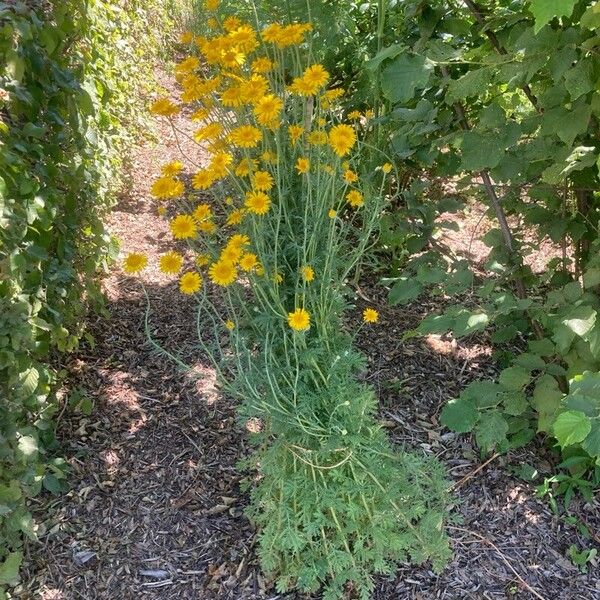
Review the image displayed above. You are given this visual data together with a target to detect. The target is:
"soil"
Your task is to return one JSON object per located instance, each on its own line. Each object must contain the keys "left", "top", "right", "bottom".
{"left": 21, "top": 67, "right": 600, "bottom": 600}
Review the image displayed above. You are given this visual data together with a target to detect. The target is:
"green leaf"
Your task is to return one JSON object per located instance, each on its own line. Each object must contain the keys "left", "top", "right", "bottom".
{"left": 499, "top": 366, "right": 531, "bottom": 390}
{"left": 365, "top": 44, "right": 404, "bottom": 72}
{"left": 529, "top": 0, "right": 577, "bottom": 33}
{"left": 0, "top": 552, "right": 22, "bottom": 586}
{"left": 381, "top": 54, "right": 434, "bottom": 103}
{"left": 532, "top": 375, "right": 564, "bottom": 432}
{"left": 440, "top": 398, "right": 478, "bottom": 433}
{"left": 564, "top": 59, "right": 595, "bottom": 101}
{"left": 452, "top": 310, "right": 488, "bottom": 337}
{"left": 562, "top": 305, "right": 596, "bottom": 337}
{"left": 553, "top": 410, "right": 592, "bottom": 447}
{"left": 445, "top": 67, "right": 493, "bottom": 104}
{"left": 460, "top": 131, "right": 503, "bottom": 171}
{"left": 475, "top": 412, "right": 509, "bottom": 452}
{"left": 583, "top": 269, "right": 600, "bottom": 289}
{"left": 388, "top": 278, "right": 423, "bottom": 305}
{"left": 582, "top": 421, "right": 600, "bottom": 456}
{"left": 502, "top": 391, "right": 529, "bottom": 416}
{"left": 17, "top": 367, "right": 39, "bottom": 398}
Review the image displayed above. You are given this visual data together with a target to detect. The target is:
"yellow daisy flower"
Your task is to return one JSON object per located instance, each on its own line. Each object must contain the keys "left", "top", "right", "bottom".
{"left": 245, "top": 190, "right": 271, "bottom": 215}
{"left": 252, "top": 170, "right": 274, "bottom": 191}
{"left": 179, "top": 271, "right": 202, "bottom": 294}
{"left": 170, "top": 214, "right": 197, "bottom": 239}
{"left": 295, "top": 157, "right": 310, "bottom": 174}
{"left": 123, "top": 253, "right": 147, "bottom": 274}
{"left": 209, "top": 260, "right": 237, "bottom": 286}
{"left": 159, "top": 251, "right": 184, "bottom": 275}
{"left": 329, "top": 124, "right": 357, "bottom": 157}
{"left": 363, "top": 308, "right": 379, "bottom": 323}
{"left": 301, "top": 266, "right": 314, "bottom": 282}
{"left": 287, "top": 308, "right": 310, "bottom": 331}
{"left": 346, "top": 190, "right": 364, "bottom": 208}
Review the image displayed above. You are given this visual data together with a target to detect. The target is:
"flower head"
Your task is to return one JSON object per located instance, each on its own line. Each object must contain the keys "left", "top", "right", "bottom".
{"left": 252, "top": 170, "right": 274, "bottom": 191}
{"left": 225, "top": 319, "right": 235, "bottom": 330}
{"left": 150, "top": 98, "right": 179, "bottom": 117}
{"left": 123, "top": 253, "right": 147, "bottom": 274}
{"left": 161, "top": 161, "right": 184, "bottom": 176}
{"left": 245, "top": 190, "right": 271, "bottom": 215}
{"left": 170, "top": 214, "right": 197, "bottom": 239}
{"left": 295, "top": 157, "right": 310, "bottom": 174}
{"left": 229, "top": 124, "right": 262, "bottom": 148}
{"left": 209, "top": 260, "right": 237, "bottom": 286}
{"left": 288, "top": 308, "right": 310, "bottom": 331}
{"left": 346, "top": 190, "right": 364, "bottom": 208}
{"left": 382, "top": 162, "right": 393, "bottom": 174}
{"left": 239, "top": 252, "right": 259, "bottom": 272}
{"left": 329, "top": 124, "right": 357, "bottom": 157}
{"left": 363, "top": 308, "right": 379, "bottom": 323}
{"left": 159, "top": 251, "right": 184, "bottom": 275}
{"left": 328, "top": 208, "right": 337, "bottom": 218}
{"left": 179, "top": 271, "right": 202, "bottom": 294}
{"left": 301, "top": 266, "right": 314, "bottom": 282}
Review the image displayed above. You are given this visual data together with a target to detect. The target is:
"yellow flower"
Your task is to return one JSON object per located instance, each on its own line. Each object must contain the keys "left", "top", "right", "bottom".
{"left": 288, "top": 308, "right": 310, "bottom": 331}
{"left": 180, "top": 31, "right": 194, "bottom": 44}
{"left": 204, "top": 0, "right": 219, "bottom": 10}
{"left": 254, "top": 94, "right": 283, "bottom": 126}
{"left": 179, "top": 271, "right": 202, "bottom": 294}
{"left": 196, "top": 253, "right": 210, "bottom": 267}
{"left": 207, "top": 17, "right": 218, "bottom": 30}
{"left": 276, "top": 23, "right": 312, "bottom": 47}
{"left": 221, "top": 84, "right": 245, "bottom": 107}
{"left": 225, "top": 196, "right": 234, "bottom": 206}
{"left": 209, "top": 260, "right": 237, "bottom": 286}
{"left": 328, "top": 208, "right": 337, "bottom": 218}
{"left": 151, "top": 176, "right": 184, "bottom": 199}
{"left": 382, "top": 162, "right": 393, "bottom": 174}
{"left": 223, "top": 16, "right": 242, "bottom": 32}
{"left": 346, "top": 190, "right": 364, "bottom": 208}
{"left": 261, "top": 23, "right": 284, "bottom": 43}
{"left": 295, "top": 157, "right": 310, "bottom": 174}
{"left": 227, "top": 233, "right": 249, "bottom": 249}
{"left": 245, "top": 190, "right": 271, "bottom": 215}
{"left": 239, "top": 252, "right": 259, "bottom": 272}
{"left": 348, "top": 110, "right": 362, "bottom": 120}
{"left": 365, "top": 109, "right": 375, "bottom": 119}
{"left": 251, "top": 56, "right": 274, "bottom": 73}
{"left": 343, "top": 169, "right": 358, "bottom": 184}
{"left": 194, "top": 122, "right": 223, "bottom": 142}
{"left": 150, "top": 98, "right": 179, "bottom": 117}
{"left": 157, "top": 205, "right": 167, "bottom": 216}
{"left": 170, "top": 214, "right": 197, "bottom": 239}
{"left": 161, "top": 161, "right": 183, "bottom": 176}
{"left": 329, "top": 124, "right": 357, "bottom": 157}
{"left": 175, "top": 56, "right": 200, "bottom": 76}
{"left": 323, "top": 164, "right": 334, "bottom": 174}
{"left": 303, "top": 64, "right": 329, "bottom": 90}
{"left": 159, "top": 251, "right": 184, "bottom": 275}
{"left": 193, "top": 203, "right": 213, "bottom": 222}
{"left": 226, "top": 208, "right": 246, "bottom": 226}
{"left": 225, "top": 319, "right": 235, "bottom": 330}
{"left": 252, "top": 170, "right": 274, "bottom": 191}
{"left": 229, "top": 124, "right": 262, "bottom": 148}
{"left": 229, "top": 25, "right": 258, "bottom": 53}
{"left": 307, "top": 130, "right": 327, "bottom": 145}
{"left": 123, "top": 253, "right": 147, "bottom": 274}
{"left": 288, "top": 124, "right": 304, "bottom": 144}
{"left": 192, "top": 169, "right": 215, "bottom": 190}
{"left": 261, "top": 150, "right": 276, "bottom": 164}
{"left": 301, "top": 266, "right": 314, "bottom": 282}
{"left": 235, "top": 158, "right": 257, "bottom": 177}
{"left": 199, "top": 220, "right": 217, "bottom": 234}
{"left": 363, "top": 308, "right": 379, "bottom": 323}
{"left": 273, "top": 272, "right": 283, "bottom": 284}
{"left": 321, "top": 87, "right": 344, "bottom": 108}
{"left": 221, "top": 245, "right": 243, "bottom": 264}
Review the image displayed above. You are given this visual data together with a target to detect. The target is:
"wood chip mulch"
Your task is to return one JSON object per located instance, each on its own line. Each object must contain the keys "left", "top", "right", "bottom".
{"left": 21, "top": 68, "right": 599, "bottom": 600}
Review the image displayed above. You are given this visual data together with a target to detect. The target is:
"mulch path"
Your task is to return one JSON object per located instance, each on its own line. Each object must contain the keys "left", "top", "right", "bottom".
{"left": 21, "top": 67, "right": 600, "bottom": 600}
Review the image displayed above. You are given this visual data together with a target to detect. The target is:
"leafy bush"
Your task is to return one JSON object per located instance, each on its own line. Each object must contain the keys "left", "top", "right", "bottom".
{"left": 0, "top": 0, "right": 187, "bottom": 591}
{"left": 135, "top": 5, "right": 450, "bottom": 598}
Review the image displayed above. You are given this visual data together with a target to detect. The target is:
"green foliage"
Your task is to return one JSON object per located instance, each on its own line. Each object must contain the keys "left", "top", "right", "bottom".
{"left": 0, "top": 0, "right": 186, "bottom": 590}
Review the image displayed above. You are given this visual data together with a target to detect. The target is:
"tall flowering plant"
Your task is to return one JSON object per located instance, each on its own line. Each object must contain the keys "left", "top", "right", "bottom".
{"left": 125, "top": 4, "right": 450, "bottom": 598}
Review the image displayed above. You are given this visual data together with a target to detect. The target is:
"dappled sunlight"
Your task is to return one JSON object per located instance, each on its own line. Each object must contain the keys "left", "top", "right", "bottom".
{"left": 423, "top": 334, "right": 492, "bottom": 361}
{"left": 187, "top": 362, "right": 219, "bottom": 405}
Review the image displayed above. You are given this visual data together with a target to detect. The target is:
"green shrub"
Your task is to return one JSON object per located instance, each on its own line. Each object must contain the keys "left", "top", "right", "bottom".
{"left": 0, "top": 0, "right": 187, "bottom": 591}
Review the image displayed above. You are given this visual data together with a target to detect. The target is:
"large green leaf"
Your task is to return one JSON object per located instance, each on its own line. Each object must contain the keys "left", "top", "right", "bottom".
{"left": 475, "top": 412, "right": 509, "bottom": 452}
{"left": 553, "top": 410, "right": 592, "bottom": 447}
{"left": 440, "top": 398, "right": 478, "bottom": 433}
{"left": 381, "top": 54, "right": 434, "bottom": 103}
{"left": 529, "top": 0, "right": 577, "bottom": 33}
{"left": 0, "top": 551, "right": 22, "bottom": 586}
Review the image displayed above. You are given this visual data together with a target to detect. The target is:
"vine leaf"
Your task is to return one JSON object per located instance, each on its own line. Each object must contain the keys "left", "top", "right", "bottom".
{"left": 475, "top": 412, "right": 509, "bottom": 452}
{"left": 529, "top": 0, "right": 577, "bottom": 33}
{"left": 553, "top": 410, "right": 592, "bottom": 447}
{"left": 381, "top": 54, "right": 433, "bottom": 103}
{"left": 0, "top": 551, "right": 22, "bottom": 586}
{"left": 441, "top": 398, "right": 478, "bottom": 433}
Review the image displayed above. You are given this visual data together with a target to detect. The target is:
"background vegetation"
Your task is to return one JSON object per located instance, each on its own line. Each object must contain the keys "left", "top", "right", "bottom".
{"left": 0, "top": 0, "right": 189, "bottom": 589}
